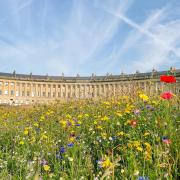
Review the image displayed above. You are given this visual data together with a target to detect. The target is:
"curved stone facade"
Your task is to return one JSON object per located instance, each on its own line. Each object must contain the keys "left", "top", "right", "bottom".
{"left": 0, "top": 69, "right": 179, "bottom": 105}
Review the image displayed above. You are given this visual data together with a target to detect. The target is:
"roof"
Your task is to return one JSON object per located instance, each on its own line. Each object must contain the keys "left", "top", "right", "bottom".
{"left": 0, "top": 69, "right": 179, "bottom": 82}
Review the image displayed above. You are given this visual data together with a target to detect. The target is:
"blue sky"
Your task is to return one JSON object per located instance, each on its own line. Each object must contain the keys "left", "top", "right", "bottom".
{"left": 0, "top": 0, "right": 180, "bottom": 76}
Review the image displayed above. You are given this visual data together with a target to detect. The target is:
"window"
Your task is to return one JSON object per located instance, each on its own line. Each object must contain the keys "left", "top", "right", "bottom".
{"left": 11, "top": 90, "right": 14, "bottom": 95}
{"left": 53, "top": 92, "right": 56, "bottom": 97}
{"left": 48, "top": 84, "right": 51, "bottom": 88}
{"left": 32, "top": 92, "right": 35, "bottom": 97}
{"left": 0, "top": 90, "right": 2, "bottom": 95}
{"left": 5, "top": 82, "right": 9, "bottom": 86}
{"left": 53, "top": 85, "right": 56, "bottom": 88}
{"left": 48, "top": 92, "right": 51, "bottom": 97}
{"left": 22, "top": 91, "right": 25, "bottom": 96}
{"left": 58, "top": 85, "right": 60, "bottom": 88}
{"left": 58, "top": 92, "right": 61, "bottom": 97}
{"left": 11, "top": 82, "right": 14, "bottom": 86}
{"left": 43, "top": 92, "right": 46, "bottom": 97}
{"left": 0, "top": 82, "right": 2, "bottom": 86}
{"left": 16, "top": 91, "right": 19, "bottom": 96}
{"left": 4, "top": 90, "right": 8, "bottom": 95}
{"left": 43, "top": 84, "right": 46, "bottom": 88}
{"left": 27, "top": 91, "right": 30, "bottom": 96}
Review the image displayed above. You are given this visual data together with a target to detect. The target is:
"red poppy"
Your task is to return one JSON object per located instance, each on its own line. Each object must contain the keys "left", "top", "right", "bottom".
{"left": 130, "top": 120, "right": 138, "bottom": 127}
{"left": 160, "top": 75, "right": 176, "bottom": 83}
{"left": 161, "top": 92, "right": 173, "bottom": 100}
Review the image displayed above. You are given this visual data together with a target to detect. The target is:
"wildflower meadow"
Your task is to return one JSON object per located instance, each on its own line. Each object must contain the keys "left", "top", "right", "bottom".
{"left": 0, "top": 76, "right": 179, "bottom": 180}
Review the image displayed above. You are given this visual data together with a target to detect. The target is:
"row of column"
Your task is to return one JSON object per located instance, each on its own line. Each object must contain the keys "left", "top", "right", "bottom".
{"left": 0, "top": 80, "right": 179, "bottom": 100}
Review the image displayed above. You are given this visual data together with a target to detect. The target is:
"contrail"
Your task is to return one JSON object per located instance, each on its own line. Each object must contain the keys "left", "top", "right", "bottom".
{"left": 103, "top": 7, "right": 180, "bottom": 58}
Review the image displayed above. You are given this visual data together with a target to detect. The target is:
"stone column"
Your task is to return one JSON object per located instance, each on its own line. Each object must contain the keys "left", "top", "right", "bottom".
{"left": 113, "top": 84, "right": 115, "bottom": 96}
{"left": 60, "top": 84, "right": 62, "bottom": 98}
{"left": 69, "top": 84, "right": 72, "bottom": 98}
{"left": 55, "top": 84, "right": 58, "bottom": 98}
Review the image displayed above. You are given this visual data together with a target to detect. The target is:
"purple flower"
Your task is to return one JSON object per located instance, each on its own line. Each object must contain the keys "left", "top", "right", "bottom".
{"left": 76, "top": 124, "right": 81, "bottom": 126}
{"left": 40, "top": 159, "right": 48, "bottom": 165}
{"left": 146, "top": 105, "right": 152, "bottom": 109}
{"left": 112, "top": 136, "right": 116, "bottom": 140}
{"left": 138, "top": 176, "right": 149, "bottom": 180}
{"left": 60, "top": 146, "right": 65, "bottom": 153}
{"left": 67, "top": 143, "right": 74, "bottom": 147}
{"left": 67, "top": 122, "right": 71, "bottom": 126}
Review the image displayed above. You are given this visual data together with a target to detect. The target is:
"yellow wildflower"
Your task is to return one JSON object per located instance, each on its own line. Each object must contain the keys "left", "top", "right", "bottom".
{"left": 69, "top": 137, "right": 75, "bottom": 142}
{"left": 133, "top": 141, "right": 141, "bottom": 147}
{"left": 117, "top": 131, "right": 124, "bottom": 136}
{"left": 144, "top": 151, "right": 151, "bottom": 160}
{"left": 43, "top": 165, "right": 50, "bottom": 171}
{"left": 19, "top": 140, "right": 24, "bottom": 145}
{"left": 78, "top": 114, "right": 83, "bottom": 118}
{"left": 143, "top": 132, "right": 150, "bottom": 137}
{"left": 33, "top": 123, "right": 39, "bottom": 127}
{"left": 139, "top": 93, "right": 149, "bottom": 101}
{"left": 41, "top": 134, "right": 48, "bottom": 140}
{"left": 136, "top": 146, "right": 143, "bottom": 152}
{"left": 66, "top": 114, "right": 71, "bottom": 119}
{"left": 101, "top": 132, "right": 107, "bottom": 139}
{"left": 101, "top": 116, "right": 109, "bottom": 121}
{"left": 101, "top": 157, "right": 113, "bottom": 168}
{"left": 40, "top": 116, "right": 45, "bottom": 122}
{"left": 59, "top": 120, "right": 67, "bottom": 127}
{"left": 96, "top": 125, "right": 103, "bottom": 130}
{"left": 23, "top": 129, "right": 29, "bottom": 135}
{"left": 115, "top": 111, "right": 122, "bottom": 117}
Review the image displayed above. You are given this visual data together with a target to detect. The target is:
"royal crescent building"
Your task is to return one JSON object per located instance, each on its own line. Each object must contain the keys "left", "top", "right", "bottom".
{"left": 0, "top": 69, "right": 179, "bottom": 105}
